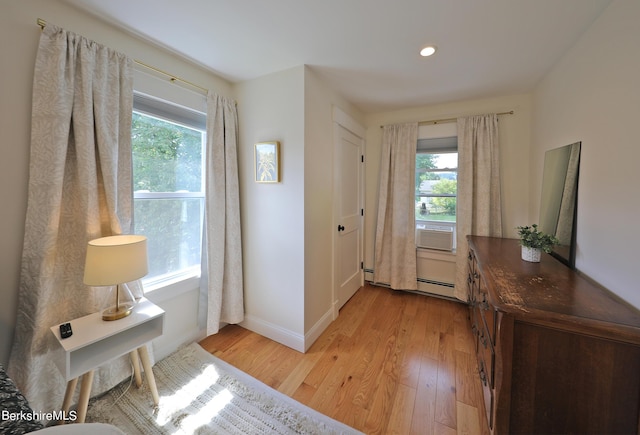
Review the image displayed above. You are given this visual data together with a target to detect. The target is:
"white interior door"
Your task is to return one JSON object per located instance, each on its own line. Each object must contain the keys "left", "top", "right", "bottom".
{"left": 334, "top": 119, "right": 364, "bottom": 311}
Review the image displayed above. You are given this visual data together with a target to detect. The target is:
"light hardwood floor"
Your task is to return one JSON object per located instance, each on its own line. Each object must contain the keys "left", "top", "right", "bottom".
{"left": 199, "top": 283, "right": 491, "bottom": 435}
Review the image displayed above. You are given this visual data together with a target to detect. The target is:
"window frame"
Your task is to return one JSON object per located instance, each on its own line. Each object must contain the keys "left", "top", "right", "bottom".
{"left": 415, "top": 137, "right": 458, "bottom": 223}
{"left": 415, "top": 136, "right": 458, "bottom": 250}
{"left": 132, "top": 92, "right": 207, "bottom": 291}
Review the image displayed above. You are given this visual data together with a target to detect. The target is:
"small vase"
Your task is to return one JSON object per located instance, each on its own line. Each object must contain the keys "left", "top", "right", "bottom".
{"left": 521, "top": 246, "right": 541, "bottom": 262}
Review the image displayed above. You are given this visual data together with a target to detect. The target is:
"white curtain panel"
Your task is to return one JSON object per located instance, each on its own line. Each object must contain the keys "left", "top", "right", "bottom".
{"left": 373, "top": 123, "right": 418, "bottom": 290}
{"left": 8, "top": 24, "right": 134, "bottom": 412}
{"left": 199, "top": 93, "right": 244, "bottom": 335}
{"left": 454, "top": 114, "right": 503, "bottom": 300}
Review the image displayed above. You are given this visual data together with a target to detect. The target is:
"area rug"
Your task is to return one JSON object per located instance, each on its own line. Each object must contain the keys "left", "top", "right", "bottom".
{"left": 86, "top": 343, "right": 362, "bottom": 434}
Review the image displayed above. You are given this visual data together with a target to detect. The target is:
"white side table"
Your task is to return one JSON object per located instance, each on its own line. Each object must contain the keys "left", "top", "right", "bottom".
{"left": 50, "top": 297, "right": 164, "bottom": 423}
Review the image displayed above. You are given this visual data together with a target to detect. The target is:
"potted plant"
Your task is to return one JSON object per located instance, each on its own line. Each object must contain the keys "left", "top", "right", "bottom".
{"left": 516, "top": 224, "right": 559, "bottom": 262}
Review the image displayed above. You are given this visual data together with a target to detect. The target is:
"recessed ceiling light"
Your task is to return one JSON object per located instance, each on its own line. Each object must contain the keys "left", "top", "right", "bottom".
{"left": 420, "top": 45, "right": 437, "bottom": 57}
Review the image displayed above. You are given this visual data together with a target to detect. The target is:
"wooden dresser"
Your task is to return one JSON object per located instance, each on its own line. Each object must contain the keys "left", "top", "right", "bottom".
{"left": 467, "top": 236, "right": 640, "bottom": 434}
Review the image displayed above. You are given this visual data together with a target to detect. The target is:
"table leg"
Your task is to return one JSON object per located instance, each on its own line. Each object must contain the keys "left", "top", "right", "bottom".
{"left": 60, "top": 378, "right": 78, "bottom": 424}
{"left": 138, "top": 346, "right": 159, "bottom": 405}
{"left": 76, "top": 370, "right": 94, "bottom": 423}
{"left": 130, "top": 350, "right": 142, "bottom": 387}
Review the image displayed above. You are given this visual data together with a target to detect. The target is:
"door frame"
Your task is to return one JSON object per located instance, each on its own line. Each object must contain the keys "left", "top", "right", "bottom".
{"left": 332, "top": 106, "right": 365, "bottom": 319}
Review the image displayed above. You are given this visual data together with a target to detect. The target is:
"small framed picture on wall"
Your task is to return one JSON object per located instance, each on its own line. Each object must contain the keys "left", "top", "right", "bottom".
{"left": 254, "top": 141, "right": 280, "bottom": 183}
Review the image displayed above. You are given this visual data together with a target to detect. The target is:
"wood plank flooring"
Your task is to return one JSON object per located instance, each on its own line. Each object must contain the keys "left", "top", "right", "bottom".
{"left": 199, "top": 283, "right": 491, "bottom": 435}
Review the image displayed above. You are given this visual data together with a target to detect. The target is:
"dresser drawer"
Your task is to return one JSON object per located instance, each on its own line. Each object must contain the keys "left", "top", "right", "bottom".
{"left": 478, "top": 324, "right": 494, "bottom": 388}
{"left": 479, "top": 291, "right": 496, "bottom": 346}
{"left": 478, "top": 357, "right": 494, "bottom": 429}
{"left": 467, "top": 250, "right": 478, "bottom": 301}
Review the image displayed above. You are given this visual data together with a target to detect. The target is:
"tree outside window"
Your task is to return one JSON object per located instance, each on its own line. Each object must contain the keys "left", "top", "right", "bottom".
{"left": 132, "top": 110, "right": 205, "bottom": 282}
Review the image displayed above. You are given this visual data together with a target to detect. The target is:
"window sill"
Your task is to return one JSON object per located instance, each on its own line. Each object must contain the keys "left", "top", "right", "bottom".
{"left": 143, "top": 269, "right": 201, "bottom": 303}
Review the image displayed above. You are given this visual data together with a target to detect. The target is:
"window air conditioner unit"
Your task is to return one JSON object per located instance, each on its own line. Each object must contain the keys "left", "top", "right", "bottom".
{"left": 416, "top": 227, "right": 454, "bottom": 251}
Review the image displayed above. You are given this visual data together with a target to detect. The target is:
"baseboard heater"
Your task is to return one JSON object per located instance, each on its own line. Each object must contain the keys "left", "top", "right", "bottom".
{"left": 364, "top": 268, "right": 458, "bottom": 302}
{"left": 417, "top": 277, "right": 454, "bottom": 288}
{"left": 365, "top": 268, "right": 453, "bottom": 288}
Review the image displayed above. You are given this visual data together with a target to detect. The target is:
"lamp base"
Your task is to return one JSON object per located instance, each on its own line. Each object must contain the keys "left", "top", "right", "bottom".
{"left": 100, "top": 283, "right": 137, "bottom": 321}
{"left": 102, "top": 303, "right": 134, "bottom": 321}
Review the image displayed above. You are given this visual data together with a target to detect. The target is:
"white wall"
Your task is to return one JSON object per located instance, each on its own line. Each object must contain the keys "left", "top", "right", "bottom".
{"left": 363, "top": 94, "right": 532, "bottom": 275}
{"left": 0, "top": 0, "right": 233, "bottom": 365}
{"left": 234, "top": 66, "right": 307, "bottom": 349}
{"left": 531, "top": 0, "right": 640, "bottom": 309}
{"left": 302, "top": 68, "right": 335, "bottom": 335}
{"left": 303, "top": 67, "right": 364, "bottom": 340}
{"left": 235, "top": 66, "right": 364, "bottom": 351}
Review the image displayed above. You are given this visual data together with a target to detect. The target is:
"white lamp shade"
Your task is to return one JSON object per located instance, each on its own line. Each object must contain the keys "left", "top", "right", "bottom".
{"left": 84, "top": 235, "right": 148, "bottom": 286}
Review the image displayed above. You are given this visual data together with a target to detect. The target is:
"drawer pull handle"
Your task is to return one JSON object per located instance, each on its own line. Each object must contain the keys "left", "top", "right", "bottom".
{"left": 479, "top": 364, "right": 488, "bottom": 386}
{"left": 480, "top": 333, "right": 489, "bottom": 348}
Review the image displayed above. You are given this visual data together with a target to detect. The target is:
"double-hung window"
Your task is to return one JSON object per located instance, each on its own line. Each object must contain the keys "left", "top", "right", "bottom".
{"left": 132, "top": 93, "right": 206, "bottom": 287}
{"left": 415, "top": 136, "right": 458, "bottom": 248}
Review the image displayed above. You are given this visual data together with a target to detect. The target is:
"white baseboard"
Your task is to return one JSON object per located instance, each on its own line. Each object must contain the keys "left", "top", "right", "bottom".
{"left": 303, "top": 307, "right": 334, "bottom": 352}
{"left": 240, "top": 306, "right": 335, "bottom": 354}
{"left": 240, "top": 314, "right": 306, "bottom": 353}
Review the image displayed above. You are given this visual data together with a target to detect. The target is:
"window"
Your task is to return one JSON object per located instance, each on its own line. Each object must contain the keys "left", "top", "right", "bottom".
{"left": 415, "top": 136, "right": 458, "bottom": 247}
{"left": 132, "top": 93, "right": 206, "bottom": 286}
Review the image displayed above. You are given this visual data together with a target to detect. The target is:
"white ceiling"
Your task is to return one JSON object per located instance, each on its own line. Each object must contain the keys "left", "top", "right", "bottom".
{"left": 62, "top": 0, "right": 611, "bottom": 113}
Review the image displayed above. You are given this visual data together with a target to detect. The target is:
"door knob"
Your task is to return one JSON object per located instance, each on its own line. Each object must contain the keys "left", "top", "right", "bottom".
{"left": 337, "top": 225, "right": 345, "bottom": 232}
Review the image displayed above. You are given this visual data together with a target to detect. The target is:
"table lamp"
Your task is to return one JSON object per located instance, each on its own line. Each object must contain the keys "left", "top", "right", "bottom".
{"left": 83, "top": 235, "right": 148, "bottom": 321}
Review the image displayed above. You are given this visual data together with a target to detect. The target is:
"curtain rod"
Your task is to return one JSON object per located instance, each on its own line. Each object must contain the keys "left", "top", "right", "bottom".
{"left": 37, "top": 18, "right": 209, "bottom": 95}
{"left": 380, "top": 110, "right": 514, "bottom": 128}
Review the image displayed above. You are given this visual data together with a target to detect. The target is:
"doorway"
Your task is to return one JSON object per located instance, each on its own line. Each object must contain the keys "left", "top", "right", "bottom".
{"left": 333, "top": 108, "right": 365, "bottom": 312}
